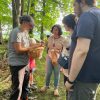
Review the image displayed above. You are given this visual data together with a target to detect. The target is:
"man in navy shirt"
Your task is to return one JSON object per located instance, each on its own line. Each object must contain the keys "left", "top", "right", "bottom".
{"left": 65, "top": 0, "right": 100, "bottom": 100}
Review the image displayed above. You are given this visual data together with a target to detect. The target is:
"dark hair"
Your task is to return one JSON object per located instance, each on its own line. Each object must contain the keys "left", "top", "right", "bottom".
{"left": 51, "top": 24, "right": 62, "bottom": 35}
{"left": 19, "top": 15, "right": 34, "bottom": 25}
{"left": 75, "top": 0, "right": 96, "bottom": 6}
{"left": 62, "top": 14, "right": 76, "bottom": 30}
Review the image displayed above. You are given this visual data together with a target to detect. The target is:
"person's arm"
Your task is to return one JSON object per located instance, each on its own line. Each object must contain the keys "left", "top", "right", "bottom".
{"left": 13, "top": 42, "right": 43, "bottom": 53}
{"left": 62, "top": 37, "right": 69, "bottom": 56}
{"left": 13, "top": 42, "right": 30, "bottom": 53}
{"left": 65, "top": 37, "right": 91, "bottom": 90}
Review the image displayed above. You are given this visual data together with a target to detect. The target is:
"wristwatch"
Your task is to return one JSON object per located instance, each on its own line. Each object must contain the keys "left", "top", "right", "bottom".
{"left": 67, "top": 78, "right": 74, "bottom": 84}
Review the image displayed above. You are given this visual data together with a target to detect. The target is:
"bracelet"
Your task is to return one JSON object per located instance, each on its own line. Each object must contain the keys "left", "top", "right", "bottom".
{"left": 67, "top": 78, "right": 74, "bottom": 84}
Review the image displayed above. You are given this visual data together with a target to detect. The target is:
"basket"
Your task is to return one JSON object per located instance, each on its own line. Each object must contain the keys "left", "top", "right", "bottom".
{"left": 29, "top": 46, "right": 44, "bottom": 59}
{"left": 49, "top": 49, "right": 60, "bottom": 66}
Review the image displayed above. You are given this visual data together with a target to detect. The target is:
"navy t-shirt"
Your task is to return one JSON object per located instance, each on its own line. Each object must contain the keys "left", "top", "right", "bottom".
{"left": 69, "top": 7, "right": 100, "bottom": 83}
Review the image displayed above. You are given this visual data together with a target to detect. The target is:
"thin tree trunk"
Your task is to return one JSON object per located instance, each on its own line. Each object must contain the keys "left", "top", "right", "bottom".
{"left": 12, "top": 0, "right": 17, "bottom": 28}
{"left": 17, "top": 0, "right": 21, "bottom": 25}
{"left": 0, "top": 21, "right": 2, "bottom": 44}
{"left": 41, "top": 23, "right": 44, "bottom": 40}
{"left": 21, "top": 0, "right": 24, "bottom": 15}
{"left": 40, "top": 0, "right": 45, "bottom": 40}
{"left": 27, "top": 0, "right": 31, "bottom": 15}
{"left": 12, "top": 0, "right": 21, "bottom": 28}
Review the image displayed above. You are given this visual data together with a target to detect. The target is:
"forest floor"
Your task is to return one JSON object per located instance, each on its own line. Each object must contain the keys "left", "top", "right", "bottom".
{"left": 0, "top": 47, "right": 66, "bottom": 100}
{"left": 0, "top": 45, "right": 100, "bottom": 100}
{"left": 0, "top": 58, "right": 66, "bottom": 100}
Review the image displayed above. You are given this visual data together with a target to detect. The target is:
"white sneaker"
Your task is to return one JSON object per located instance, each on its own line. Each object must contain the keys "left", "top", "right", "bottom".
{"left": 54, "top": 89, "right": 59, "bottom": 96}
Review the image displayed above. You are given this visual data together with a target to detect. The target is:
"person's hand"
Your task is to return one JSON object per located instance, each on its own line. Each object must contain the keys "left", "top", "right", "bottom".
{"left": 65, "top": 81, "right": 73, "bottom": 91}
{"left": 28, "top": 46, "right": 34, "bottom": 51}
{"left": 60, "top": 67, "right": 64, "bottom": 72}
{"left": 62, "top": 47, "right": 68, "bottom": 56}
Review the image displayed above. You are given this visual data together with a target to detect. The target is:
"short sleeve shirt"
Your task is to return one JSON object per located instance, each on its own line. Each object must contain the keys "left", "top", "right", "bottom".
{"left": 69, "top": 8, "right": 100, "bottom": 83}
{"left": 8, "top": 27, "right": 30, "bottom": 66}
{"left": 48, "top": 35, "right": 68, "bottom": 53}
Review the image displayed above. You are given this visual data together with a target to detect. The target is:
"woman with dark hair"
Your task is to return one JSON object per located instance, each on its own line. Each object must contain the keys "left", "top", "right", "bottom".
{"left": 40, "top": 24, "right": 67, "bottom": 96}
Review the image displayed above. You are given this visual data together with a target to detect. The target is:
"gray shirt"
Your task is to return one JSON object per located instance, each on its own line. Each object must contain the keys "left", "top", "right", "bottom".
{"left": 8, "top": 27, "right": 30, "bottom": 66}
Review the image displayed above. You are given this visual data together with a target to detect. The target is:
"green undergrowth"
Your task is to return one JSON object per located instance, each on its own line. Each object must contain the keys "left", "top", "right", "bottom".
{"left": 0, "top": 46, "right": 100, "bottom": 100}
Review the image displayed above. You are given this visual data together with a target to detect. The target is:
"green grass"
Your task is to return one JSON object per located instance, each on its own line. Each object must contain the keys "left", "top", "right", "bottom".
{"left": 0, "top": 45, "right": 7, "bottom": 54}
{"left": 33, "top": 49, "right": 66, "bottom": 100}
{"left": 0, "top": 46, "right": 100, "bottom": 100}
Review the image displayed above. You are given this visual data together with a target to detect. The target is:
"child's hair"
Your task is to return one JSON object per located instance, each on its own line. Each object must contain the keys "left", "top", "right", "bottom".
{"left": 62, "top": 14, "right": 76, "bottom": 30}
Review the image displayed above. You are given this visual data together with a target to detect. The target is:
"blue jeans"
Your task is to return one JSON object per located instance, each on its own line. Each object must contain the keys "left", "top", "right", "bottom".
{"left": 45, "top": 56, "right": 60, "bottom": 88}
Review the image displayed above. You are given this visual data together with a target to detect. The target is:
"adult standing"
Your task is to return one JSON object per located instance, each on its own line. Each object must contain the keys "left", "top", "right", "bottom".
{"left": 40, "top": 24, "right": 67, "bottom": 96}
{"left": 8, "top": 15, "right": 34, "bottom": 100}
{"left": 65, "top": 0, "right": 100, "bottom": 100}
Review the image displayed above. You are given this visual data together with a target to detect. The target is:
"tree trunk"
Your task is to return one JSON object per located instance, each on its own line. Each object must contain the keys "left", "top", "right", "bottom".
{"left": 21, "top": 0, "right": 24, "bottom": 15}
{"left": 0, "top": 21, "right": 2, "bottom": 44}
{"left": 12, "top": 0, "right": 21, "bottom": 28}
{"left": 40, "top": 23, "right": 44, "bottom": 40}
{"left": 16, "top": 0, "right": 21, "bottom": 25}
{"left": 27, "top": 0, "right": 31, "bottom": 15}
{"left": 12, "top": 0, "right": 17, "bottom": 28}
{"left": 40, "top": 0, "right": 45, "bottom": 40}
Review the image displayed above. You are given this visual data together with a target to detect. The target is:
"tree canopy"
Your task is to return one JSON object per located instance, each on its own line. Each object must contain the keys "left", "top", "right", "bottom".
{"left": 0, "top": 0, "right": 100, "bottom": 40}
{"left": 0, "top": 0, "right": 12, "bottom": 24}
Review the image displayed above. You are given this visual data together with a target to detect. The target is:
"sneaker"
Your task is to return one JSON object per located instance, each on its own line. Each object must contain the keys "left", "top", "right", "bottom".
{"left": 54, "top": 89, "right": 59, "bottom": 96}
{"left": 40, "top": 86, "right": 48, "bottom": 92}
